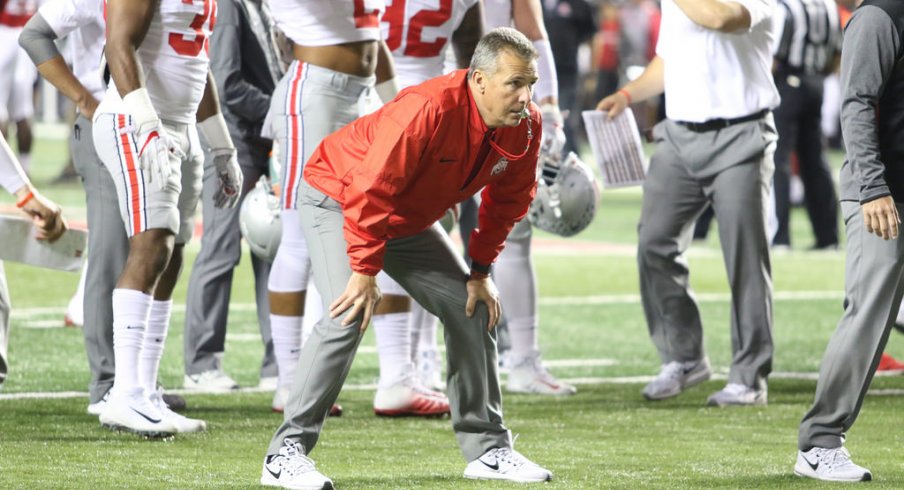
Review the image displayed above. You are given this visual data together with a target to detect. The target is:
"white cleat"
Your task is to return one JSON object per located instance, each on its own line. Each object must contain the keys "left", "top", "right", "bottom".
{"left": 794, "top": 447, "right": 872, "bottom": 482}
{"left": 99, "top": 388, "right": 177, "bottom": 437}
{"left": 261, "top": 439, "right": 333, "bottom": 489}
{"left": 87, "top": 389, "right": 111, "bottom": 416}
{"left": 183, "top": 369, "right": 239, "bottom": 393}
{"left": 464, "top": 446, "right": 552, "bottom": 483}
{"left": 373, "top": 378, "right": 450, "bottom": 417}
{"left": 149, "top": 391, "right": 206, "bottom": 433}
{"left": 706, "top": 383, "right": 767, "bottom": 407}
{"left": 507, "top": 350, "right": 576, "bottom": 396}
{"left": 642, "top": 358, "right": 711, "bottom": 401}
{"left": 272, "top": 386, "right": 291, "bottom": 413}
{"left": 416, "top": 349, "right": 445, "bottom": 392}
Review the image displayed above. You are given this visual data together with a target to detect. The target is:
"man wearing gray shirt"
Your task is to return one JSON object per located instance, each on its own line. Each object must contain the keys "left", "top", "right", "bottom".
{"left": 182, "top": 0, "right": 282, "bottom": 393}
{"left": 795, "top": 0, "right": 904, "bottom": 482}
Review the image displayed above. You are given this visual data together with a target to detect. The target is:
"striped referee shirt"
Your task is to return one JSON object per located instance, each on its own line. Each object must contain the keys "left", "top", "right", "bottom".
{"left": 773, "top": 0, "right": 842, "bottom": 75}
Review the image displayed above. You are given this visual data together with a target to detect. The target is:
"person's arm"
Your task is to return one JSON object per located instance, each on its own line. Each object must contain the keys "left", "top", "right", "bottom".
{"left": 596, "top": 55, "right": 664, "bottom": 118}
{"left": 197, "top": 71, "right": 243, "bottom": 208}
{"left": 451, "top": 1, "right": 483, "bottom": 69}
{"left": 19, "top": 11, "right": 98, "bottom": 118}
{"left": 672, "top": 0, "right": 762, "bottom": 33}
{"left": 0, "top": 138, "right": 66, "bottom": 242}
{"left": 209, "top": 0, "right": 271, "bottom": 123}
{"left": 839, "top": 6, "right": 902, "bottom": 239}
{"left": 512, "top": 0, "right": 557, "bottom": 105}
{"left": 374, "top": 40, "right": 398, "bottom": 103}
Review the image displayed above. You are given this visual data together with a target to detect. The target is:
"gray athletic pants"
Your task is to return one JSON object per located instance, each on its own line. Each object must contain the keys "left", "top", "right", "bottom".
{"left": 638, "top": 117, "right": 776, "bottom": 391}
{"left": 268, "top": 182, "right": 511, "bottom": 461}
{"left": 0, "top": 262, "right": 8, "bottom": 386}
{"left": 183, "top": 130, "right": 275, "bottom": 379}
{"left": 798, "top": 201, "right": 904, "bottom": 450}
{"left": 71, "top": 115, "right": 128, "bottom": 403}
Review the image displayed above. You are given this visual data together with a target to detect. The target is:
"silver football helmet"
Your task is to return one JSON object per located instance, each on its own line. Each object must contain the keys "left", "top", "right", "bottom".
{"left": 239, "top": 177, "right": 282, "bottom": 262}
{"left": 528, "top": 151, "right": 600, "bottom": 237}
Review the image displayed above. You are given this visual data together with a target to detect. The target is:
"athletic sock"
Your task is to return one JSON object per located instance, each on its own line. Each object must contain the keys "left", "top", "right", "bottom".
{"left": 373, "top": 312, "right": 413, "bottom": 388}
{"left": 301, "top": 283, "right": 322, "bottom": 347}
{"left": 111, "top": 288, "right": 153, "bottom": 395}
{"left": 139, "top": 299, "right": 172, "bottom": 394}
{"left": 271, "top": 314, "right": 302, "bottom": 389}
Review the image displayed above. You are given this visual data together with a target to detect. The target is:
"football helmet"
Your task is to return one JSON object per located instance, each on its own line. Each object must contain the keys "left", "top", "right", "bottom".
{"left": 528, "top": 151, "right": 600, "bottom": 237}
{"left": 239, "top": 178, "right": 282, "bottom": 262}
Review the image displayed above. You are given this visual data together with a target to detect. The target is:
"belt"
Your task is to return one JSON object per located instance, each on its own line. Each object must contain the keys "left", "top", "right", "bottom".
{"left": 676, "top": 109, "right": 769, "bottom": 133}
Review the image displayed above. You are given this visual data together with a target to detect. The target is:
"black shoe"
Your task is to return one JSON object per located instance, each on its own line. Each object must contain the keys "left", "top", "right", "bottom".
{"left": 157, "top": 384, "right": 187, "bottom": 412}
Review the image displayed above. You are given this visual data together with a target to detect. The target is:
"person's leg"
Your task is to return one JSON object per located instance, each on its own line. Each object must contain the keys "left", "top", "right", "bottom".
{"left": 799, "top": 202, "right": 904, "bottom": 450}
{"left": 708, "top": 156, "right": 775, "bottom": 399}
{"left": 0, "top": 262, "right": 9, "bottom": 387}
{"left": 495, "top": 220, "right": 575, "bottom": 395}
{"left": 71, "top": 115, "right": 128, "bottom": 406}
{"left": 267, "top": 182, "right": 367, "bottom": 456}
{"left": 183, "top": 134, "right": 264, "bottom": 390}
{"left": 797, "top": 78, "right": 839, "bottom": 249}
{"left": 771, "top": 77, "right": 798, "bottom": 247}
{"left": 10, "top": 45, "right": 35, "bottom": 171}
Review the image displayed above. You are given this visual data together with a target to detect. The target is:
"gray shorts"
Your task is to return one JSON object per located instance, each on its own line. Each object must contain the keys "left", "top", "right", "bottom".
{"left": 92, "top": 113, "right": 203, "bottom": 244}
{"left": 270, "top": 61, "right": 373, "bottom": 210}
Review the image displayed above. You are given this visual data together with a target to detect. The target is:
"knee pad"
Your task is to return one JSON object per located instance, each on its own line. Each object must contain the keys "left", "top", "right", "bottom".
{"left": 267, "top": 209, "right": 311, "bottom": 292}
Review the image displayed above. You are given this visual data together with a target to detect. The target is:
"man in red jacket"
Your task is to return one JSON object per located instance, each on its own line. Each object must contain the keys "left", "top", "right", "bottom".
{"left": 259, "top": 27, "right": 553, "bottom": 489}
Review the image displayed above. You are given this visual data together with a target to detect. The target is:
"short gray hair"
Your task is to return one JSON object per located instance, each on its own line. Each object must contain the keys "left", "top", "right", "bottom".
{"left": 468, "top": 27, "right": 537, "bottom": 78}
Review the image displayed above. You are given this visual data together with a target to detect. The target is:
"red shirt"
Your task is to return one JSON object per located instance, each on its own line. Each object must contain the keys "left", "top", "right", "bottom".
{"left": 304, "top": 69, "right": 541, "bottom": 276}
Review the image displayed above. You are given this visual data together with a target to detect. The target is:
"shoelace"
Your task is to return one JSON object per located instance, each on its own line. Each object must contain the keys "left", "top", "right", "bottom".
{"left": 813, "top": 447, "right": 853, "bottom": 469}
{"left": 489, "top": 447, "right": 526, "bottom": 470}
{"left": 280, "top": 440, "right": 317, "bottom": 476}
{"left": 658, "top": 361, "right": 685, "bottom": 381}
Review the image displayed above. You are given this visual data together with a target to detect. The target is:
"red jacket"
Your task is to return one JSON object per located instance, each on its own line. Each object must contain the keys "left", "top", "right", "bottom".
{"left": 304, "top": 69, "right": 541, "bottom": 276}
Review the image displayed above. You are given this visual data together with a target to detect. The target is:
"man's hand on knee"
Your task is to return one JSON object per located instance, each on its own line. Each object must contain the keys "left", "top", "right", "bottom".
{"left": 330, "top": 272, "right": 382, "bottom": 332}
{"left": 466, "top": 275, "right": 501, "bottom": 331}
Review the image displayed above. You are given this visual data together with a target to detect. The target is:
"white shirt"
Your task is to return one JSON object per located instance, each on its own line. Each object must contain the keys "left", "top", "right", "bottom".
{"left": 38, "top": 0, "right": 105, "bottom": 101}
{"left": 656, "top": 0, "right": 780, "bottom": 122}
{"left": 270, "top": 0, "right": 384, "bottom": 47}
{"left": 382, "top": 0, "right": 478, "bottom": 88}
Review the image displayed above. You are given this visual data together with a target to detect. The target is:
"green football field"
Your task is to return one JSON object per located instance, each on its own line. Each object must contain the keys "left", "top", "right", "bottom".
{"left": 2, "top": 136, "right": 904, "bottom": 488}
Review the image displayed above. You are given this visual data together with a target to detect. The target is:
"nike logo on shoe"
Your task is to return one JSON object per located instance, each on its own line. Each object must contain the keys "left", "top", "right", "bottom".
{"left": 480, "top": 458, "right": 500, "bottom": 471}
{"left": 130, "top": 407, "right": 162, "bottom": 424}
{"left": 803, "top": 455, "right": 819, "bottom": 471}
{"left": 265, "top": 462, "right": 282, "bottom": 480}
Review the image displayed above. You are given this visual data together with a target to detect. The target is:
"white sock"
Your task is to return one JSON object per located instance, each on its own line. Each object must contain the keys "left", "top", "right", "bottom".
{"left": 18, "top": 153, "right": 30, "bottom": 174}
{"left": 494, "top": 235, "right": 538, "bottom": 361}
{"left": 507, "top": 315, "right": 538, "bottom": 361}
{"left": 111, "top": 288, "right": 153, "bottom": 395}
{"left": 271, "top": 314, "right": 302, "bottom": 389}
{"left": 139, "top": 299, "right": 172, "bottom": 394}
{"left": 410, "top": 301, "right": 439, "bottom": 360}
{"left": 66, "top": 261, "right": 88, "bottom": 325}
{"left": 374, "top": 312, "right": 414, "bottom": 388}
{"left": 302, "top": 282, "right": 323, "bottom": 346}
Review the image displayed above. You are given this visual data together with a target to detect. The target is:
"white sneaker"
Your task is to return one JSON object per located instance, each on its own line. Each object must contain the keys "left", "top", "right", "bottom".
{"left": 99, "top": 388, "right": 177, "bottom": 437}
{"left": 507, "top": 350, "right": 576, "bottom": 396}
{"left": 149, "top": 390, "right": 206, "bottom": 433}
{"left": 795, "top": 447, "right": 872, "bottom": 482}
{"left": 463, "top": 446, "right": 552, "bottom": 483}
{"left": 183, "top": 370, "right": 239, "bottom": 393}
{"left": 642, "top": 358, "right": 711, "bottom": 400}
{"left": 87, "top": 389, "right": 111, "bottom": 416}
{"left": 416, "top": 349, "right": 445, "bottom": 392}
{"left": 706, "top": 383, "right": 767, "bottom": 407}
{"left": 373, "top": 378, "right": 450, "bottom": 417}
{"left": 261, "top": 439, "right": 333, "bottom": 489}
{"left": 259, "top": 376, "right": 279, "bottom": 391}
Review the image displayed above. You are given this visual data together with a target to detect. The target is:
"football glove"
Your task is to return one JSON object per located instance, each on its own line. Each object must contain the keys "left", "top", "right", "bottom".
{"left": 123, "top": 88, "right": 173, "bottom": 190}
{"left": 540, "top": 103, "right": 567, "bottom": 160}
{"left": 198, "top": 113, "right": 243, "bottom": 209}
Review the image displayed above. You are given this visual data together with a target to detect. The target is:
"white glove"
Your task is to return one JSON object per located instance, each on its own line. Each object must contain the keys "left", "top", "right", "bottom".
{"left": 123, "top": 88, "right": 172, "bottom": 190}
{"left": 540, "top": 103, "right": 567, "bottom": 160}
{"left": 198, "top": 114, "right": 243, "bottom": 209}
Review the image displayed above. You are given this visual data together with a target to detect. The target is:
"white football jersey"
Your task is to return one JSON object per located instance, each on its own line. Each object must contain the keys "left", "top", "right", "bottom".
{"left": 39, "top": 0, "right": 105, "bottom": 101}
{"left": 269, "top": 0, "right": 384, "bottom": 47}
{"left": 1, "top": 0, "right": 40, "bottom": 27}
{"left": 103, "top": 0, "right": 214, "bottom": 123}
{"left": 381, "top": 0, "right": 477, "bottom": 88}
{"left": 482, "top": 0, "right": 511, "bottom": 30}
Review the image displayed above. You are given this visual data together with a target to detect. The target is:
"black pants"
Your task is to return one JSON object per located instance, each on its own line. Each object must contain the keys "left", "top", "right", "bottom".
{"left": 772, "top": 73, "right": 838, "bottom": 248}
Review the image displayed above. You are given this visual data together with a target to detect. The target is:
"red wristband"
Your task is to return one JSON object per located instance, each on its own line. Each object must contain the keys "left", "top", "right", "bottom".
{"left": 15, "top": 190, "right": 34, "bottom": 208}
{"left": 618, "top": 89, "right": 633, "bottom": 105}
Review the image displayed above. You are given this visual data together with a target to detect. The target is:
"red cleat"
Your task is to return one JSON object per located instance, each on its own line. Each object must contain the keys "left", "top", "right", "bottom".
{"left": 373, "top": 379, "right": 450, "bottom": 417}
{"left": 877, "top": 353, "right": 904, "bottom": 375}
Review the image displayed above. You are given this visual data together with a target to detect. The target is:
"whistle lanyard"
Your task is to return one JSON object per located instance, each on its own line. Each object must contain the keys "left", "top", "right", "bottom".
{"left": 487, "top": 116, "right": 533, "bottom": 160}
